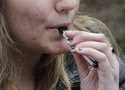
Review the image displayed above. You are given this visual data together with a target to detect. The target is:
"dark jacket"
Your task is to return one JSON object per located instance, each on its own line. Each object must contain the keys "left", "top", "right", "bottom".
{"left": 65, "top": 53, "right": 125, "bottom": 90}
{"left": 119, "top": 57, "right": 125, "bottom": 90}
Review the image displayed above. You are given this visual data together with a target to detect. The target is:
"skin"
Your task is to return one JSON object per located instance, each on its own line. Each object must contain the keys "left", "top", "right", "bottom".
{"left": 4, "top": 0, "right": 79, "bottom": 90}
{"left": 64, "top": 31, "right": 119, "bottom": 90}
{"left": 3, "top": 0, "right": 119, "bottom": 90}
{"left": 4, "top": 0, "right": 79, "bottom": 54}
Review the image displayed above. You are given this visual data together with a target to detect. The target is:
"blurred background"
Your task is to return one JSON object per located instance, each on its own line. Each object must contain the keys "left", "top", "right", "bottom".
{"left": 67, "top": 1, "right": 125, "bottom": 89}
{"left": 66, "top": 1, "right": 125, "bottom": 90}
{"left": 79, "top": 0, "right": 125, "bottom": 55}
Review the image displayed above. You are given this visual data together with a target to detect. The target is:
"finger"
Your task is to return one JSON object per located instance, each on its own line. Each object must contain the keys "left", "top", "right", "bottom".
{"left": 113, "top": 55, "right": 119, "bottom": 73}
{"left": 78, "top": 44, "right": 119, "bottom": 81}
{"left": 75, "top": 41, "right": 114, "bottom": 68}
{"left": 80, "top": 69, "right": 98, "bottom": 90}
{"left": 71, "top": 33, "right": 111, "bottom": 46}
{"left": 104, "top": 49, "right": 117, "bottom": 69}
{"left": 112, "top": 54, "right": 119, "bottom": 83}
{"left": 100, "top": 47, "right": 119, "bottom": 76}
{"left": 64, "top": 30, "right": 106, "bottom": 41}
{"left": 63, "top": 30, "right": 81, "bottom": 39}
{"left": 75, "top": 47, "right": 112, "bottom": 72}
{"left": 75, "top": 41, "right": 111, "bottom": 53}
{"left": 73, "top": 53, "right": 89, "bottom": 78}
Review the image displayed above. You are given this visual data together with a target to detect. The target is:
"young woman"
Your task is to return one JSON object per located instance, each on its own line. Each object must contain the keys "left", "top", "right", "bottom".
{"left": 0, "top": 0, "right": 119, "bottom": 90}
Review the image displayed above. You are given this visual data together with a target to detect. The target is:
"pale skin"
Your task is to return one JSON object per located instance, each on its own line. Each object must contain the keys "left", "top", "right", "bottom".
{"left": 64, "top": 31, "right": 119, "bottom": 90}
{"left": 3, "top": 0, "right": 119, "bottom": 90}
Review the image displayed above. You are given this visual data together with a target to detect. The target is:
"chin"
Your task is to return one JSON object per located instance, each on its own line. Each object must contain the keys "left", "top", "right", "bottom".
{"left": 42, "top": 39, "right": 70, "bottom": 54}
{"left": 47, "top": 44, "right": 69, "bottom": 55}
{"left": 48, "top": 47, "right": 68, "bottom": 55}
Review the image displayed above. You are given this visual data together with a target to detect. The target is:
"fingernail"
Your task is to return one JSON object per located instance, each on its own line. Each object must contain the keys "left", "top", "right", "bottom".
{"left": 77, "top": 48, "right": 85, "bottom": 53}
{"left": 63, "top": 31, "right": 69, "bottom": 35}
{"left": 63, "top": 32, "right": 68, "bottom": 40}
{"left": 63, "top": 30, "right": 71, "bottom": 33}
{"left": 79, "top": 48, "right": 84, "bottom": 51}
{"left": 63, "top": 31, "right": 73, "bottom": 42}
{"left": 69, "top": 45, "right": 76, "bottom": 53}
{"left": 70, "top": 49, "right": 76, "bottom": 53}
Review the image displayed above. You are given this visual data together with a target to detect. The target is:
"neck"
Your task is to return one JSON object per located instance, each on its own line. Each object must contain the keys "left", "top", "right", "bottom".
{"left": 14, "top": 49, "right": 41, "bottom": 90}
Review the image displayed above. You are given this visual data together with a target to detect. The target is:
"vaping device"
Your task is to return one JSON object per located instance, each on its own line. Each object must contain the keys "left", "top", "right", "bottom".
{"left": 63, "top": 32, "right": 98, "bottom": 68}
{"left": 58, "top": 26, "right": 98, "bottom": 68}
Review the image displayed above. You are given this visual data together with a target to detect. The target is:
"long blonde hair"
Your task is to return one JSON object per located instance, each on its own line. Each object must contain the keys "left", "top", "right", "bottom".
{"left": 73, "top": 15, "right": 120, "bottom": 56}
{"left": 0, "top": 6, "right": 71, "bottom": 90}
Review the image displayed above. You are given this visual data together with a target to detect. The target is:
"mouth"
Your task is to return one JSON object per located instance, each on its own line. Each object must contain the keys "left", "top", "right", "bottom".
{"left": 47, "top": 25, "right": 69, "bottom": 37}
{"left": 57, "top": 26, "right": 68, "bottom": 36}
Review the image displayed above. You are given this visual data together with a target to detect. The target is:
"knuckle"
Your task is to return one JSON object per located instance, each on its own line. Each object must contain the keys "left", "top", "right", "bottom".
{"left": 101, "top": 43, "right": 108, "bottom": 49}
{"left": 102, "top": 43, "right": 108, "bottom": 47}
{"left": 100, "top": 54, "right": 107, "bottom": 60}
{"left": 99, "top": 33, "right": 106, "bottom": 40}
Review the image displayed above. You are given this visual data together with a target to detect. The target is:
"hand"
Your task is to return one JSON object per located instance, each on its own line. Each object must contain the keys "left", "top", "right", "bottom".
{"left": 64, "top": 31, "right": 119, "bottom": 90}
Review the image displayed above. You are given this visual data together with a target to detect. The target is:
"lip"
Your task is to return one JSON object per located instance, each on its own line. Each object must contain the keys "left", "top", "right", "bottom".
{"left": 45, "top": 22, "right": 72, "bottom": 39}
{"left": 46, "top": 22, "right": 71, "bottom": 29}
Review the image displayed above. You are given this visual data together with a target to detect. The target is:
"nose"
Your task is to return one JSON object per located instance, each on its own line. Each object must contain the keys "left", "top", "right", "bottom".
{"left": 55, "top": 0, "right": 78, "bottom": 14}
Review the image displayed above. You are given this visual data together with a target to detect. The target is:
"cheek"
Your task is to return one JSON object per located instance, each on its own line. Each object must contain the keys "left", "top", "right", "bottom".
{"left": 5, "top": 0, "right": 54, "bottom": 25}
{"left": 9, "top": 24, "right": 46, "bottom": 49}
{"left": 7, "top": 20, "right": 62, "bottom": 53}
{"left": 5, "top": 0, "right": 68, "bottom": 53}
{"left": 5, "top": 0, "right": 54, "bottom": 48}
